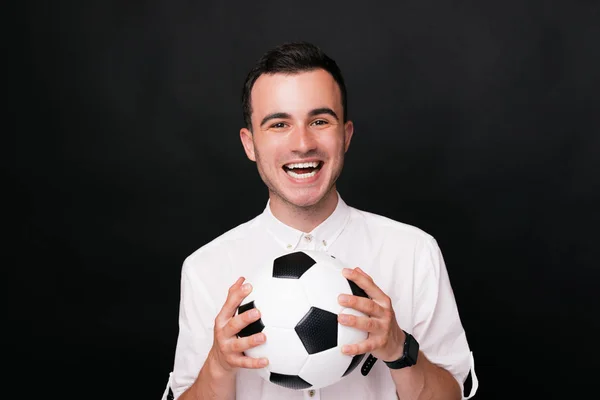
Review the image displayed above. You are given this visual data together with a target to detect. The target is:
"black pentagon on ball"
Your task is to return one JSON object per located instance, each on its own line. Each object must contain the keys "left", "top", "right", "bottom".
{"left": 237, "top": 301, "right": 264, "bottom": 338}
{"left": 342, "top": 353, "right": 366, "bottom": 377}
{"left": 295, "top": 306, "right": 338, "bottom": 354}
{"left": 270, "top": 372, "right": 313, "bottom": 390}
{"left": 273, "top": 251, "right": 316, "bottom": 279}
{"left": 348, "top": 279, "right": 369, "bottom": 299}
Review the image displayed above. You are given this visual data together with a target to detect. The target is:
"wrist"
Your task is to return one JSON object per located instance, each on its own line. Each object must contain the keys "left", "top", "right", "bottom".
{"left": 383, "top": 329, "right": 407, "bottom": 362}
{"left": 189, "top": 349, "right": 237, "bottom": 400}
{"left": 208, "top": 348, "right": 236, "bottom": 377}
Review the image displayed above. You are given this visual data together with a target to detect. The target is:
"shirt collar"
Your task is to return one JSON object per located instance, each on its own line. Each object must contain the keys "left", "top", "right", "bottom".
{"left": 260, "top": 192, "right": 351, "bottom": 251}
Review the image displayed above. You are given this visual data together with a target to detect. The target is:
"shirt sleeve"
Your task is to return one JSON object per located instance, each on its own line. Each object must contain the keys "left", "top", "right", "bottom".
{"left": 169, "top": 258, "right": 220, "bottom": 399}
{"left": 411, "top": 236, "right": 477, "bottom": 398}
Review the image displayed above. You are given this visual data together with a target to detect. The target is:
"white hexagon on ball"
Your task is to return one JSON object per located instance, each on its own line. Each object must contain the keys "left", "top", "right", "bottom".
{"left": 253, "top": 275, "right": 311, "bottom": 329}
{"left": 299, "top": 347, "right": 355, "bottom": 389}
{"left": 245, "top": 326, "right": 308, "bottom": 376}
{"left": 299, "top": 257, "right": 351, "bottom": 315}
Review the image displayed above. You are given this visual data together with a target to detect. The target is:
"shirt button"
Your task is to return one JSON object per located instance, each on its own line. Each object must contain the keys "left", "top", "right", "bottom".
{"left": 322, "top": 240, "right": 327, "bottom": 247}
{"left": 304, "top": 234, "right": 313, "bottom": 242}
{"left": 308, "top": 389, "right": 315, "bottom": 397}
{"left": 286, "top": 244, "right": 292, "bottom": 249}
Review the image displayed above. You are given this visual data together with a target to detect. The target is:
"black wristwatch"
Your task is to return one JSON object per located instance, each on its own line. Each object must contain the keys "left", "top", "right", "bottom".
{"left": 383, "top": 330, "right": 419, "bottom": 369}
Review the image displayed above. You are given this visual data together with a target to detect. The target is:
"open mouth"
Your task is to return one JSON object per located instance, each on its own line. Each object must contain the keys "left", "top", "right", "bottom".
{"left": 282, "top": 161, "right": 323, "bottom": 179}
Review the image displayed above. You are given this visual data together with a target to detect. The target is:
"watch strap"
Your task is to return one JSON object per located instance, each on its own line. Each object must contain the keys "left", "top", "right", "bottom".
{"left": 361, "top": 354, "right": 378, "bottom": 376}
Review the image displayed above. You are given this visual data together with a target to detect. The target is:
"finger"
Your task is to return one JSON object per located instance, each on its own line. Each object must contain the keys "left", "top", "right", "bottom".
{"left": 222, "top": 306, "right": 261, "bottom": 338}
{"left": 231, "top": 354, "right": 270, "bottom": 369}
{"left": 223, "top": 334, "right": 269, "bottom": 369}
{"left": 227, "top": 332, "right": 267, "bottom": 354}
{"left": 216, "top": 278, "right": 251, "bottom": 325}
{"left": 342, "top": 268, "right": 386, "bottom": 301}
{"left": 341, "top": 339, "right": 376, "bottom": 356}
{"left": 338, "top": 313, "right": 380, "bottom": 332}
{"left": 338, "top": 294, "right": 385, "bottom": 317}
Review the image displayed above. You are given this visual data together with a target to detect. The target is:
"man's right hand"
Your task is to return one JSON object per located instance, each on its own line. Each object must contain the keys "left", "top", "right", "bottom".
{"left": 210, "top": 276, "right": 269, "bottom": 372}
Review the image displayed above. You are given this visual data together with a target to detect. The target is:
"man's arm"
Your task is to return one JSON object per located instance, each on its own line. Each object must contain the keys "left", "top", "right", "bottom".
{"left": 178, "top": 350, "right": 237, "bottom": 400}
{"left": 178, "top": 277, "right": 268, "bottom": 400}
{"left": 389, "top": 348, "right": 461, "bottom": 400}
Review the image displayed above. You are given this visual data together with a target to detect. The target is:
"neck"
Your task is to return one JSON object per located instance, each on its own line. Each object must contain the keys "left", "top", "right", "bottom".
{"left": 268, "top": 189, "right": 339, "bottom": 233}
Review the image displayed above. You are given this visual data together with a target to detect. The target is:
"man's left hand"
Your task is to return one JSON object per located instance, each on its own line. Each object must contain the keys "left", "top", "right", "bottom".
{"left": 337, "top": 267, "right": 406, "bottom": 362}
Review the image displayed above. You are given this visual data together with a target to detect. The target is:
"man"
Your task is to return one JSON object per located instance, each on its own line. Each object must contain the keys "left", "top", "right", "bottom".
{"left": 162, "top": 42, "right": 478, "bottom": 400}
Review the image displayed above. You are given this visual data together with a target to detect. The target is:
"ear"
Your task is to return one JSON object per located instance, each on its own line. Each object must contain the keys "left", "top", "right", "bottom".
{"left": 240, "top": 127, "right": 256, "bottom": 161}
{"left": 343, "top": 120, "right": 354, "bottom": 153}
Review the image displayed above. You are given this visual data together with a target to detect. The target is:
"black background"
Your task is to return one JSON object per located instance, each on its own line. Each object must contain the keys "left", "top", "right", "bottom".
{"left": 10, "top": 1, "right": 599, "bottom": 399}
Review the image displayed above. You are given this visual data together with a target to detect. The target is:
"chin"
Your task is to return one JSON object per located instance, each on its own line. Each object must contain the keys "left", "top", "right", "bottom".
{"left": 283, "top": 188, "right": 332, "bottom": 209}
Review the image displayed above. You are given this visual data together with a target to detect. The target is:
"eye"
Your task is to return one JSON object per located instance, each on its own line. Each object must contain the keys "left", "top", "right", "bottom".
{"left": 311, "top": 119, "right": 328, "bottom": 126}
{"left": 270, "top": 122, "right": 287, "bottom": 129}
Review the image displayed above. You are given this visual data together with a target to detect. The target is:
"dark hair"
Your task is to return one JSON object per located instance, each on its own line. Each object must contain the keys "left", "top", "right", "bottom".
{"left": 241, "top": 41, "right": 348, "bottom": 129}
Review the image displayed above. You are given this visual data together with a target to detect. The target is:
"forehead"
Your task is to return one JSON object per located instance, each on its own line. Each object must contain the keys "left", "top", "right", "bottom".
{"left": 250, "top": 69, "right": 342, "bottom": 118}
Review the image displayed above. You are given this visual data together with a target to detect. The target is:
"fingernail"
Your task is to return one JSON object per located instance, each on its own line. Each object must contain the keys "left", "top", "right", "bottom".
{"left": 259, "top": 358, "right": 268, "bottom": 367}
{"left": 255, "top": 333, "right": 265, "bottom": 343}
{"left": 242, "top": 283, "right": 252, "bottom": 293}
{"left": 249, "top": 309, "right": 259, "bottom": 318}
{"left": 338, "top": 314, "right": 349, "bottom": 323}
{"left": 342, "top": 268, "right": 352, "bottom": 277}
{"left": 342, "top": 345, "right": 350, "bottom": 354}
{"left": 338, "top": 294, "right": 349, "bottom": 304}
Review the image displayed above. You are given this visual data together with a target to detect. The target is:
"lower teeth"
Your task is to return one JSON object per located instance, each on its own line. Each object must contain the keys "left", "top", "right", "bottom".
{"left": 287, "top": 169, "right": 317, "bottom": 179}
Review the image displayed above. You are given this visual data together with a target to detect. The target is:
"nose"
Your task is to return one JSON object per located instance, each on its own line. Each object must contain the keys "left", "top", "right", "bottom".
{"left": 289, "top": 125, "right": 317, "bottom": 154}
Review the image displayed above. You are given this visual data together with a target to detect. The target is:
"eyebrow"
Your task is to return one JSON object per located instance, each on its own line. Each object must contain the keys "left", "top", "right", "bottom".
{"left": 309, "top": 107, "right": 339, "bottom": 121}
{"left": 260, "top": 112, "right": 291, "bottom": 127}
{"left": 259, "top": 108, "right": 339, "bottom": 127}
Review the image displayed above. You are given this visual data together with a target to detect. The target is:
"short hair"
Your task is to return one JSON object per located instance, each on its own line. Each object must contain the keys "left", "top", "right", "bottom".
{"left": 241, "top": 41, "right": 348, "bottom": 130}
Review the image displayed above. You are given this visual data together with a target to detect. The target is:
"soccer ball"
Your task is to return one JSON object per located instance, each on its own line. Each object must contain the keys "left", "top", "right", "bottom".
{"left": 237, "top": 250, "right": 369, "bottom": 390}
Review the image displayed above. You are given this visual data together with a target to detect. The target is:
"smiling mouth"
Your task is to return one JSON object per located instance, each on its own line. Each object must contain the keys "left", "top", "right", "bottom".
{"left": 282, "top": 161, "right": 323, "bottom": 179}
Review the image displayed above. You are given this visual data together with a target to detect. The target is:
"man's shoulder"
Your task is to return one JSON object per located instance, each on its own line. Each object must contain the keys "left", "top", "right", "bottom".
{"left": 348, "top": 205, "right": 435, "bottom": 242}
{"left": 183, "top": 214, "right": 262, "bottom": 267}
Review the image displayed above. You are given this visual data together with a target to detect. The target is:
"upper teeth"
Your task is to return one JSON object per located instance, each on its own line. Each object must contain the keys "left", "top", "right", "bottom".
{"left": 286, "top": 161, "right": 319, "bottom": 169}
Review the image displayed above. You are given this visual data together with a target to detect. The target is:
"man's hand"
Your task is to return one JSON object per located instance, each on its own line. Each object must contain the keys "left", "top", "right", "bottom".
{"left": 337, "top": 267, "right": 406, "bottom": 362}
{"left": 210, "top": 277, "right": 269, "bottom": 372}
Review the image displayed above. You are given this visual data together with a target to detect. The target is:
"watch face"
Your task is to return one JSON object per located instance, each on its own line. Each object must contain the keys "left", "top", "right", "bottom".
{"left": 408, "top": 335, "right": 420, "bottom": 364}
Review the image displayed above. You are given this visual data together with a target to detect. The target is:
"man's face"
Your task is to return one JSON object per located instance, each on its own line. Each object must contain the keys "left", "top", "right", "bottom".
{"left": 240, "top": 69, "right": 354, "bottom": 210}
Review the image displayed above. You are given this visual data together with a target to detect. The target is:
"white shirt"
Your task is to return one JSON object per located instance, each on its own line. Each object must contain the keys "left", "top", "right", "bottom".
{"left": 162, "top": 193, "right": 478, "bottom": 400}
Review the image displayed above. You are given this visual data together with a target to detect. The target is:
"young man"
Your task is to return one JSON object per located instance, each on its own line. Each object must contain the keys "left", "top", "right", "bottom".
{"left": 162, "top": 42, "right": 478, "bottom": 400}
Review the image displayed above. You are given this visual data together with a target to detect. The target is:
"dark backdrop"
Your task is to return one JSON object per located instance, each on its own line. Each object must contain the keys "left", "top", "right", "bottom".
{"left": 10, "top": 1, "right": 599, "bottom": 399}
